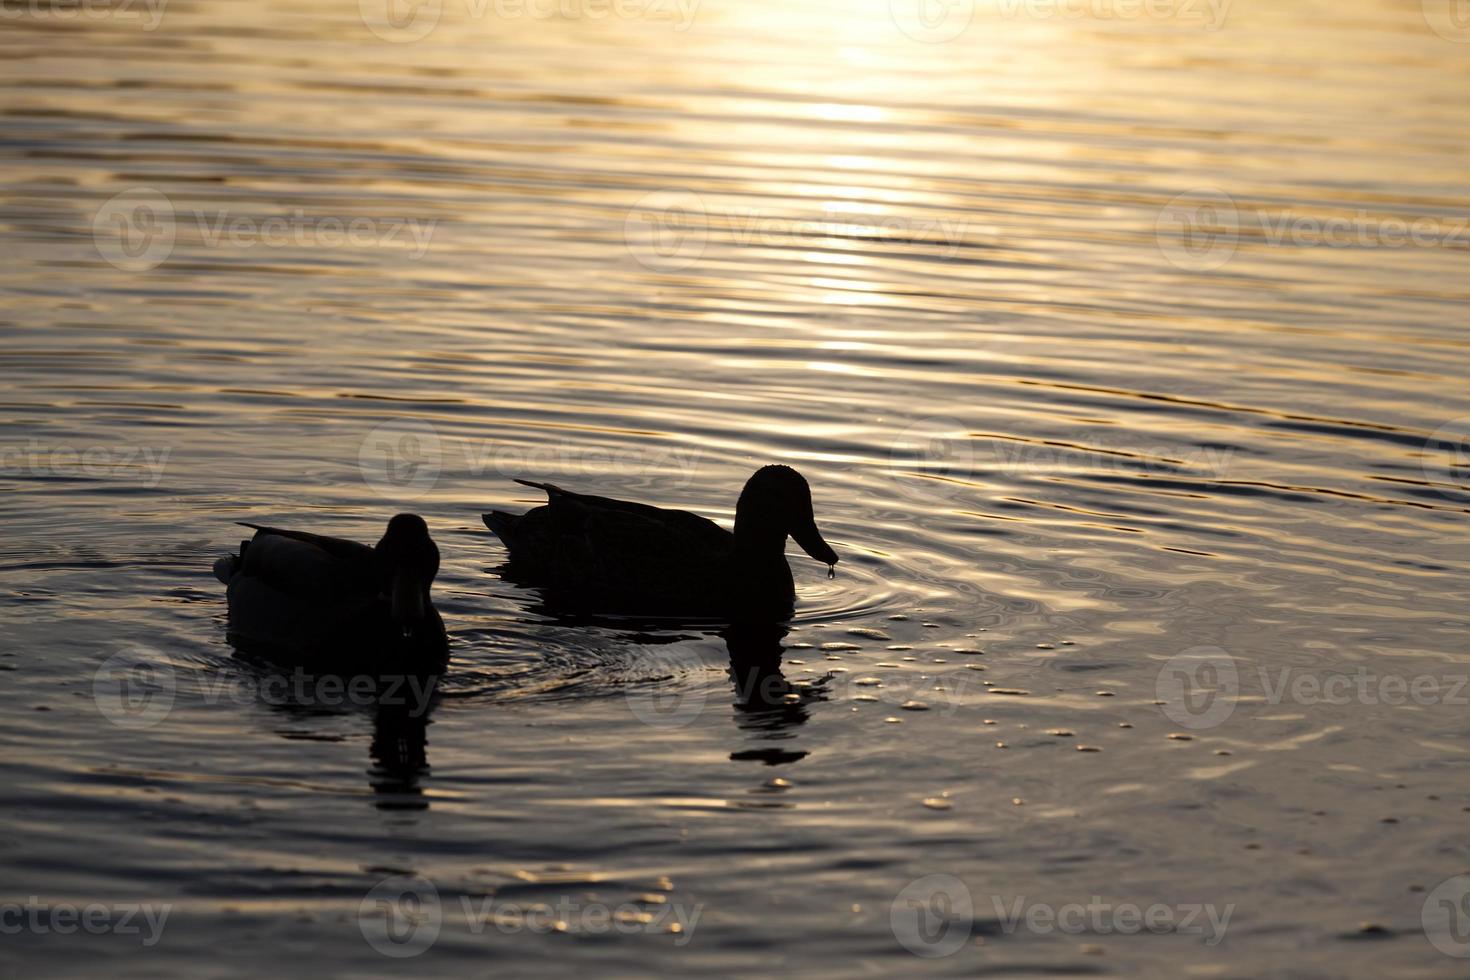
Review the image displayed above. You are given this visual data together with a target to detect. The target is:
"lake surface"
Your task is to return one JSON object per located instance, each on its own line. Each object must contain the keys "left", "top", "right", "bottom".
{"left": 3, "top": 0, "right": 1470, "bottom": 975}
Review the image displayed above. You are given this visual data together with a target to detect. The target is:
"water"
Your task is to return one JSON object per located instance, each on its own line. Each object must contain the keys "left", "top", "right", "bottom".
{"left": 3, "top": 0, "right": 1470, "bottom": 974}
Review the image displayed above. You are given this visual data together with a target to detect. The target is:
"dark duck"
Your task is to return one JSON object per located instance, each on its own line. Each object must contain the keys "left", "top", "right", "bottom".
{"left": 213, "top": 514, "right": 447, "bottom": 667}
{"left": 482, "top": 464, "right": 840, "bottom": 621}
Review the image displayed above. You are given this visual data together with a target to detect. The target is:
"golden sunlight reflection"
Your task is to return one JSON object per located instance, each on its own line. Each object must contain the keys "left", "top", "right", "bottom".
{"left": 3, "top": 0, "right": 1470, "bottom": 976}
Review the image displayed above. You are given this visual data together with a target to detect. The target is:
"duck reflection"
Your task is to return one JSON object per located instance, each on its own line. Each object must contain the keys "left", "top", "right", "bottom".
{"left": 368, "top": 687, "right": 439, "bottom": 810}
{"left": 723, "top": 622, "right": 828, "bottom": 766}
{"left": 510, "top": 596, "right": 828, "bottom": 765}
{"left": 228, "top": 646, "right": 443, "bottom": 811}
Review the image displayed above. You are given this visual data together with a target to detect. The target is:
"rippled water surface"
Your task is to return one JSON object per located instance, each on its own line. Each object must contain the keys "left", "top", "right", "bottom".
{"left": 3, "top": 0, "right": 1470, "bottom": 975}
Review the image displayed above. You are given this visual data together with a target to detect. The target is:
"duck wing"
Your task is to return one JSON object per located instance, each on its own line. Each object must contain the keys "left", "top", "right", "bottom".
{"left": 499, "top": 481, "right": 735, "bottom": 605}
{"left": 235, "top": 524, "right": 379, "bottom": 602}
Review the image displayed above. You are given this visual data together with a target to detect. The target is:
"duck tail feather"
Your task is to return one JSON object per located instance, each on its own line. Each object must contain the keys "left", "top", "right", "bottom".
{"left": 513, "top": 478, "right": 563, "bottom": 496}
{"left": 482, "top": 511, "right": 518, "bottom": 539}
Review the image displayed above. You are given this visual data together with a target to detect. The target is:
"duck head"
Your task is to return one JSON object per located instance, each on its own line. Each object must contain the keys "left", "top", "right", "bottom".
{"left": 734, "top": 465, "right": 839, "bottom": 570}
{"left": 374, "top": 514, "right": 440, "bottom": 638}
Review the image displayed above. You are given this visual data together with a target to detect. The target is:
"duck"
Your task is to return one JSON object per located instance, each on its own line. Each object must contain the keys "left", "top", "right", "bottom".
{"left": 213, "top": 513, "right": 447, "bottom": 667}
{"left": 482, "top": 464, "right": 839, "bottom": 621}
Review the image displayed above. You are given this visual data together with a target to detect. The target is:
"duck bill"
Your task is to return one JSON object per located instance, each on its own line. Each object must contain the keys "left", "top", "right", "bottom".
{"left": 390, "top": 569, "right": 427, "bottom": 637}
{"left": 790, "top": 519, "right": 839, "bottom": 567}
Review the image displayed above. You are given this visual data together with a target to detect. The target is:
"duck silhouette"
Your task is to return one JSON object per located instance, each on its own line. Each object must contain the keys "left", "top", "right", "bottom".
{"left": 482, "top": 465, "right": 839, "bottom": 621}
{"left": 213, "top": 514, "right": 447, "bottom": 667}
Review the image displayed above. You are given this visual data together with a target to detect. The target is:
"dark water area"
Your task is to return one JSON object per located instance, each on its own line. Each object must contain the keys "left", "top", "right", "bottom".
{"left": 2, "top": 0, "right": 1470, "bottom": 975}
